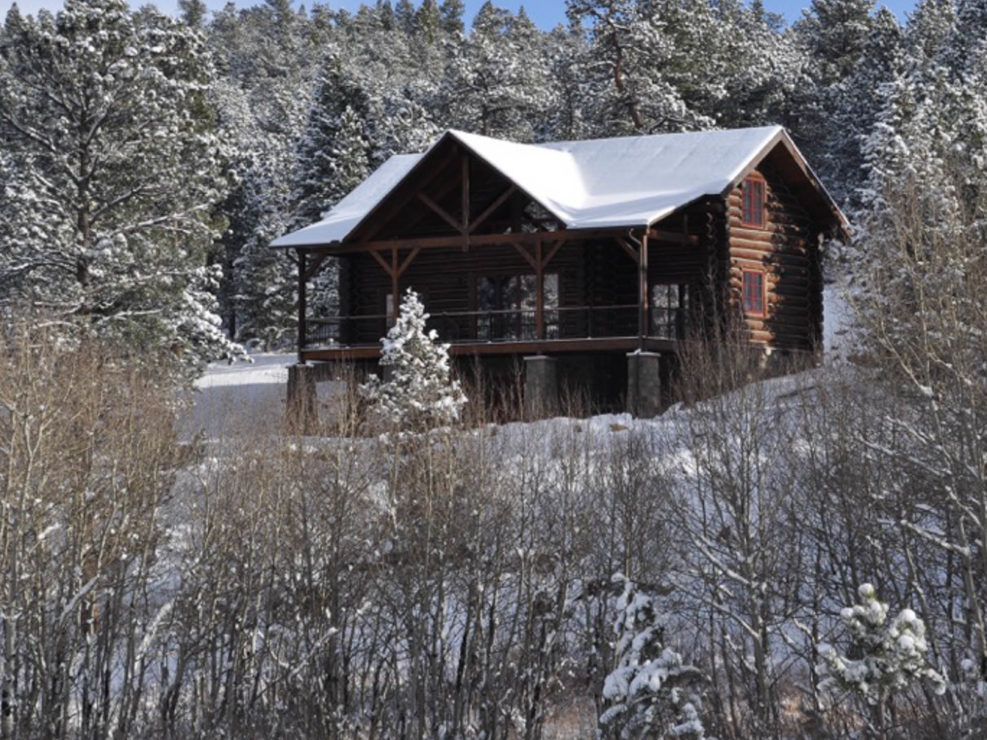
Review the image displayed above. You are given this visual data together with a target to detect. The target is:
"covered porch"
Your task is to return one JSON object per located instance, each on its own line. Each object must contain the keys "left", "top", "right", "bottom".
{"left": 295, "top": 225, "right": 714, "bottom": 364}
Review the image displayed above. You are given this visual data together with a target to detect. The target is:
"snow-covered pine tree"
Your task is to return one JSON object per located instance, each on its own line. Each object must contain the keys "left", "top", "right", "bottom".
{"left": 287, "top": 53, "right": 373, "bottom": 325}
{"left": 817, "top": 583, "right": 945, "bottom": 733}
{"left": 359, "top": 289, "right": 466, "bottom": 432}
{"left": 708, "top": 0, "right": 803, "bottom": 129}
{"left": 796, "top": 0, "right": 878, "bottom": 87}
{"left": 439, "top": 2, "right": 552, "bottom": 141}
{"left": 567, "top": 0, "right": 729, "bottom": 136}
{"left": 600, "top": 574, "right": 706, "bottom": 739}
{"left": 290, "top": 54, "right": 373, "bottom": 231}
{"left": 822, "top": 7, "right": 904, "bottom": 206}
{"left": 0, "top": 0, "right": 240, "bottom": 374}
{"left": 227, "top": 168, "right": 298, "bottom": 349}
{"left": 439, "top": 0, "right": 466, "bottom": 35}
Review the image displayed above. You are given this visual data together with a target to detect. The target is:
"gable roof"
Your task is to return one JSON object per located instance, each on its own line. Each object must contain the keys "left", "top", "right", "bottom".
{"left": 272, "top": 126, "right": 845, "bottom": 248}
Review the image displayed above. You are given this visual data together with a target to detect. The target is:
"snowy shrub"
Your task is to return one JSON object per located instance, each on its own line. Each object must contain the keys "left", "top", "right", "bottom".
{"left": 817, "top": 583, "right": 945, "bottom": 730}
{"left": 600, "top": 574, "right": 706, "bottom": 739}
{"left": 359, "top": 288, "right": 466, "bottom": 431}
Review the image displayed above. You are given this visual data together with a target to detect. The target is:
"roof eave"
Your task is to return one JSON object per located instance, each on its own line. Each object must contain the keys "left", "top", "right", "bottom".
{"left": 722, "top": 128, "right": 850, "bottom": 237}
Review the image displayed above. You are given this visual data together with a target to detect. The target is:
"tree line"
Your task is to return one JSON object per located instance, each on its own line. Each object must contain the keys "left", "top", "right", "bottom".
{"left": 2, "top": 0, "right": 987, "bottom": 372}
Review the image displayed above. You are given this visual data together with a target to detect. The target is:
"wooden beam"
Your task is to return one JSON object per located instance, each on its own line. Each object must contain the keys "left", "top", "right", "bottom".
{"left": 461, "top": 155, "right": 470, "bottom": 251}
{"left": 391, "top": 248, "right": 399, "bottom": 324}
{"left": 297, "top": 250, "right": 307, "bottom": 357}
{"left": 386, "top": 156, "right": 464, "bottom": 237}
{"left": 468, "top": 185, "right": 516, "bottom": 233}
{"left": 535, "top": 240, "right": 544, "bottom": 340}
{"left": 396, "top": 246, "right": 421, "bottom": 277}
{"left": 304, "top": 227, "right": 635, "bottom": 255}
{"left": 509, "top": 241, "right": 539, "bottom": 271}
{"left": 647, "top": 228, "right": 699, "bottom": 245}
{"left": 616, "top": 237, "right": 638, "bottom": 262}
{"left": 301, "top": 336, "right": 679, "bottom": 362}
{"left": 302, "top": 252, "right": 330, "bottom": 282}
{"left": 368, "top": 249, "right": 392, "bottom": 276}
{"left": 418, "top": 192, "right": 463, "bottom": 233}
{"left": 355, "top": 145, "right": 462, "bottom": 242}
{"left": 542, "top": 240, "right": 563, "bottom": 268}
{"left": 637, "top": 231, "right": 649, "bottom": 344}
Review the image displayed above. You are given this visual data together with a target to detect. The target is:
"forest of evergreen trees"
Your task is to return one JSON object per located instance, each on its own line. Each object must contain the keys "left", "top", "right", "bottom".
{"left": 4, "top": 3, "right": 987, "bottom": 738}
{"left": 2, "top": 0, "right": 986, "bottom": 371}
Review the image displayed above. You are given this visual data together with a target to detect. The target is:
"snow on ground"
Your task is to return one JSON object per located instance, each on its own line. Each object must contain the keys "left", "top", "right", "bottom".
{"left": 184, "top": 282, "right": 858, "bottom": 441}
{"left": 184, "top": 352, "right": 295, "bottom": 438}
{"left": 823, "top": 281, "right": 856, "bottom": 363}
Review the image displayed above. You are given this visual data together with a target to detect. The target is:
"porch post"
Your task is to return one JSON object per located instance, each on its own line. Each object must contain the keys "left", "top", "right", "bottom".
{"left": 391, "top": 247, "right": 399, "bottom": 326}
{"left": 637, "top": 230, "right": 650, "bottom": 347}
{"left": 535, "top": 239, "right": 545, "bottom": 340}
{"left": 297, "top": 248, "right": 307, "bottom": 362}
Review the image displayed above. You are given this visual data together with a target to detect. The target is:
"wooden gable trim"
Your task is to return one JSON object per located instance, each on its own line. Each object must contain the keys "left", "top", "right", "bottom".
{"left": 723, "top": 130, "right": 848, "bottom": 236}
{"left": 348, "top": 136, "right": 463, "bottom": 243}
{"left": 343, "top": 132, "right": 571, "bottom": 248}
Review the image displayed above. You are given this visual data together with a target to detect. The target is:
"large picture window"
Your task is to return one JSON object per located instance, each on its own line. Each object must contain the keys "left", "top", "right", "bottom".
{"left": 476, "top": 273, "right": 558, "bottom": 340}
{"left": 650, "top": 283, "right": 689, "bottom": 339}
{"left": 742, "top": 175, "right": 765, "bottom": 227}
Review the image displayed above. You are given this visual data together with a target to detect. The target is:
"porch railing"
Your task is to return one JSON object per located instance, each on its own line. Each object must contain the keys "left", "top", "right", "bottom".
{"left": 303, "top": 305, "right": 686, "bottom": 349}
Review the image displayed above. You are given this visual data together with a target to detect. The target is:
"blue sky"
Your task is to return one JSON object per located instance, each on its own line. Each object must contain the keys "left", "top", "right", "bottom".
{"left": 0, "top": 0, "right": 921, "bottom": 27}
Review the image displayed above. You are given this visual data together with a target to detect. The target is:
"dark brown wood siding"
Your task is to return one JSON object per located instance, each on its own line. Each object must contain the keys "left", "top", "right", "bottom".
{"left": 344, "top": 242, "right": 588, "bottom": 344}
{"left": 726, "top": 165, "right": 823, "bottom": 351}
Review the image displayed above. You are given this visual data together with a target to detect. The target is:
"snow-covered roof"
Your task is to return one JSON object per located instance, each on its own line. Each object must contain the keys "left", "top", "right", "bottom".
{"left": 272, "top": 126, "right": 838, "bottom": 248}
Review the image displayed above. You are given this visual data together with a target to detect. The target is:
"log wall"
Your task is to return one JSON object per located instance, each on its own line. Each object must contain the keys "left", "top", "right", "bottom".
{"left": 726, "top": 165, "right": 823, "bottom": 352}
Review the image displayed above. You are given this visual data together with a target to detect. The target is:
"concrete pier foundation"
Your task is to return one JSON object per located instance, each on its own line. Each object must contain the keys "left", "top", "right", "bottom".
{"left": 523, "top": 355, "right": 559, "bottom": 419}
{"left": 626, "top": 351, "right": 662, "bottom": 418}
{"left": 286, "top": 362, "right": 318, "bottom": 432}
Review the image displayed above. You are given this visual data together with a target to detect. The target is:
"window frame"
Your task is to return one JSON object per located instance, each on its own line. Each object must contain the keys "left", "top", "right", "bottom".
{"left": 474, "top": 271, "right": 560, "bottom": 341}
{"left": 741, "top": 174, "right": 766, "bottom": 228}
{"left": 741, "top": 269, "right": 766, "bottom": 317}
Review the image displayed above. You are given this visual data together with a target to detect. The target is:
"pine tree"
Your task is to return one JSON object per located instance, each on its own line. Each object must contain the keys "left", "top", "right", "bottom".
{"left": 179, "top": 0, "right": 207, "bottom": 26}
{"left": 796, "top": 0, "right": 877, "bottom": 87}
{"left": 290, "top": 70, "right": 372, "bottom": 230}
{"left": 439, "top": 0, "right": 465, "bottom": 35}
{"left": 817, "top": 584, "right": 945, "bottom": 733}
{"left": 0, "top": 0, "right": 240, "bottom": 374}
{"left": 600, "top": 575, "right": 706, "bottom": 739}
{"left": 440, "top": 3, "right": 553, "bottom": 140}
{"left": 415, "top": 0, "right": 441, "bottom": 44}
{"left": 824, "top": 7, "right": 904, "bottom": 205}
{"left": 286, "top": 54, "right": 374, "bottom": 324}
{"left": 566, "top": 0, "right": 733, "bottom": 135}
{"left": 359, "top": 289, "right": 466, "bottom": 432}
{"left": 792, "top": 0, "right": 880, "bottom": 186}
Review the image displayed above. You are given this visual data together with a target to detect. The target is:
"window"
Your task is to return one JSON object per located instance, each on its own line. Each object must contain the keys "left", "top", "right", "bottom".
{"left": 742, "top": 270, "right": 765, "bottom": 316}
{"left": 650, "top": 283, "right": 689, "bottom": 339}
{"left": 385, "top": 290, "right": 426, "bottom": 325}
{"left": 385, "top": 292, "right": 395, "bottom": 325}
{"left": 742, "top": 176, "right": 765, "bottom": 227}
{"left": 476, "top": 273, "right": 558, "bottom": 341}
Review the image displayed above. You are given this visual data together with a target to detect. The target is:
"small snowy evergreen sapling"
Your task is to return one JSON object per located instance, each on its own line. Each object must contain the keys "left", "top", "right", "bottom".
{"left": 600, "top": 574, "right": 706, "bottom": 739}
{"left": 817, "top": 583, "right": 945, "bottom": 731}
{"left": 359, "top": 289, "right": 466, "bottom": 431}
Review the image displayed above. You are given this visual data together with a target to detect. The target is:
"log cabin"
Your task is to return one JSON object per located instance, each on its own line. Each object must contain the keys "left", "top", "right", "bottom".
{"left": 272, "top": 126, "right": 847, "bottom": 417}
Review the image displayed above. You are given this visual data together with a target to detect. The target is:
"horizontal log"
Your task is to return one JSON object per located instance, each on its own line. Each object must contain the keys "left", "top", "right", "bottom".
{"left": 729, "top": 249, "right": 810, "bottom": 265}
{"left": 731, "top": 224, "right": 808, "bottom": 241}
{"left": 730, "top": 236, "right": 809, "bottom": 252}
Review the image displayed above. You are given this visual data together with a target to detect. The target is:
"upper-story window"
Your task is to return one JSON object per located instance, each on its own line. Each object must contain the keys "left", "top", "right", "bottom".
{"left": 742, "top": 175, "right": 766, "bottom": 227}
